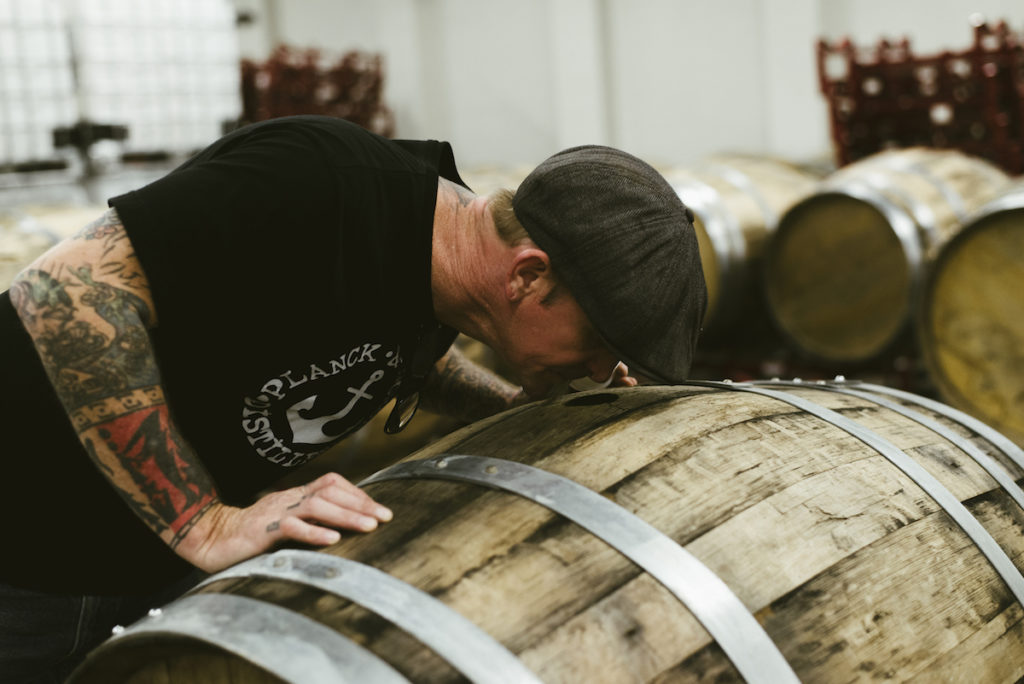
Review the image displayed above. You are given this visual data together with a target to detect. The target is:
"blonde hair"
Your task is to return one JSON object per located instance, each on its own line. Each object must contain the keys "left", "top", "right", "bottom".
{"left": 488, "top": 188, "right": 531, "bottom": 246}
{"left": 488, "top": 188, "right": 564, "bottom": 304}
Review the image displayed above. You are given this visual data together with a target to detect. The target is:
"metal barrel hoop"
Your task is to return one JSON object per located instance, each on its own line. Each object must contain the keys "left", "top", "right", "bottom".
{"left": 689, "top": 380, "right": 1024, "bottom": 608}
{"left": 199, "top": 550, "right": 543, "bottom": 684}
{"left": 76, "top": 593, "right": 409, "bottom": 684}
{"left": 361, "top": 454, "right": 800, "bottom": 684}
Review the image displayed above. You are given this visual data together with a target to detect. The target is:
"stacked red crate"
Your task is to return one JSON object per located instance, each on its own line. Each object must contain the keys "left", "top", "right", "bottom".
{"left": 818, "top": 18, "right": 1024, "bottom": 174}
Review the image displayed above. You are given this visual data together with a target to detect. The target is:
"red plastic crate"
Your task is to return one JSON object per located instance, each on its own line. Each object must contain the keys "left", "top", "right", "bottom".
{"left": 818, "top": 17, "right": 1024, "bottom": 174}
{"left": 240, "top": 45, "right": 395, "bottom": 137}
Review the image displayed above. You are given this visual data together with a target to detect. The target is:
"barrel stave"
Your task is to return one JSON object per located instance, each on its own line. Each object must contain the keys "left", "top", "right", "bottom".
{"left": 91, "top": 639, "right": 288, "bottom": 684}
{"left": 518, "top": 573, "right": 722, "bottom": 683}
{"left": 652, "top": 644, "right": 736, "bottom": 683}
{"left": 755, "top": 497, "right": 1024, "bottom": 681}
{"left": 861, "top": 387, "right": 1024, "bottom": 481}
{"left": 780, "top": 387, "right": 1011, "bottom": 500}
{"left": 916, "top": 600, "right": 1024, "bottom": 682}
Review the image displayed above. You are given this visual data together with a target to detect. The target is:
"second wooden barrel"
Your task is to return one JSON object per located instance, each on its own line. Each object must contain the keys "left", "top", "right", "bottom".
{"left": 664, "top": 156, "right": 820, "bottom": 339}
{"left": 764, "top": 147, "right": 1009, "bottom": 363}
{"left": 918, "top": 179, "right": 1024, "bottom": 447}
{"left": 71, "top": 382, "right": 1024, "bottom": 682}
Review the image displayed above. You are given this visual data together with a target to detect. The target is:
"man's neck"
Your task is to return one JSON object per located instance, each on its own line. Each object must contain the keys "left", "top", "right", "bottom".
{"left": 430, "top": 178, "right": 501, "bottom": 347}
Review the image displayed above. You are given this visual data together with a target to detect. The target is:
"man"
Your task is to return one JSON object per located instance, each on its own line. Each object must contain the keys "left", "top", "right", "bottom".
{"left": 0, "top": 115, "right": 705, "bottom": 681}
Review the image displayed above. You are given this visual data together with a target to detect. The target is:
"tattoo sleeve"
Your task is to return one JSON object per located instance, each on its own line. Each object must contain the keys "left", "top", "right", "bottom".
{"left": 9, "top": 209, "right": 218, "bottom": 550}
{"left": 419, "top": 346, "right": 522, "bottom": 424}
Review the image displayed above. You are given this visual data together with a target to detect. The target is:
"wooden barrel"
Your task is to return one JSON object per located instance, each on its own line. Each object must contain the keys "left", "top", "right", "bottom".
{"left": 764, "top": 147, "right": 1009, "bottom": 363}
{"left": 70, "top": 381, "right": 1024, "bottom": 683}
{"left": 663, "top": 156, "right": 820, "bottom": 340}
{"left": 918, "top": 179, "right": 1024, "bottom": 447}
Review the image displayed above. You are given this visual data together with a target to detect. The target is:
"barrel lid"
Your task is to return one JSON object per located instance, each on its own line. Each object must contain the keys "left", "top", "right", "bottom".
{"left": 766, "top": 191, "right": 914, "bottom": 363}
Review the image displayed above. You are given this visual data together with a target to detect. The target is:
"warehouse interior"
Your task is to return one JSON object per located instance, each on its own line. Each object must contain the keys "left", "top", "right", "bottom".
{"left": 3, "top": 0, "right": 1022, "bottom": 437}
{"left": 5, "top": 1, "right": 1024, "bottom": 681}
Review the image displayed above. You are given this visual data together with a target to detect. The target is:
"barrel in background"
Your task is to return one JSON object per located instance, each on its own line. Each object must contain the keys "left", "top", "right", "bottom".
{"left": 918, "top": 178, "right": 1024, "bottom": 447}
{"left": 71, "top": 382, "right": 1024, "bottom": 682}
{"left": 664, "top": 155, "right": 821, "bottom": 340}
{"left": 764, "top": 147, "right": 1010, "bottom": 364}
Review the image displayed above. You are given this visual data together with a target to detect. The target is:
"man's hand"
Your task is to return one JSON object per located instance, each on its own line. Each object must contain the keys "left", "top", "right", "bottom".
{"left": 606, "top": 361, "right": 638, "bottom": 388}
{"left": 564, "top": 361, "right": 637, "bottom": 393}
{"left": 179, "top": 473, "right": 393, "bottom": 573}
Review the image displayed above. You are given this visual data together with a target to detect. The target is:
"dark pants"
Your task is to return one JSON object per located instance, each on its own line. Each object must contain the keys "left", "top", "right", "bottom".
{"left": 0, "top": 574, "right": 201, "bottom": 684}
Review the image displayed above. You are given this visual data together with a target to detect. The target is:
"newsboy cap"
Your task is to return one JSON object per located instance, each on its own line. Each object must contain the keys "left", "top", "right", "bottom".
{"left": 512, "top": 145, "right": 707, "bottom": 384}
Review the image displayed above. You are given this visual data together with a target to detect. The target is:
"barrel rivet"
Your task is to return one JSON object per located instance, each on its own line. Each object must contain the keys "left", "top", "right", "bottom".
{"left": 485, "top": 465, "right": 498, "bottom": 475}
{"left": 793, "top": 377, "right": 803, "bottom": 383}
{"left": 435, "top": 458, "right": 448, "bottom": 469}
{"left": 771, "top": 377, "right": 780, "bottom": 382}
{"left": 272, "top": 557, "right": 287, "bottom": 568}
{"left": 816, "top": 380, "right": 826, "bottom": 385}
{"left": 111, "top": 625, "right": 125, "bottom": 635}
{"left": 834, "top": 374, "right": 846, "bottom": 382}
{"left": 323, "top": 568, "right": 338, "bottom": 578}
{"left": 147, "top": 608, "right": 163, "bottom": 618}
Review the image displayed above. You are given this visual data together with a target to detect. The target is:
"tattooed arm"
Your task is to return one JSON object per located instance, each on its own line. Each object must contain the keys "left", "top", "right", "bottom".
{"left": 419, "top": 345, "right": 530, "bottom": 423}
{"left": 9, "top": 209, "right": 391, "bottom": 572}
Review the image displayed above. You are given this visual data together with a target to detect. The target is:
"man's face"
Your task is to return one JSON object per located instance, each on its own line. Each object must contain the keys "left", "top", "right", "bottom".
{"left": 500, "top": 289, "right": 620, "bottom": 399}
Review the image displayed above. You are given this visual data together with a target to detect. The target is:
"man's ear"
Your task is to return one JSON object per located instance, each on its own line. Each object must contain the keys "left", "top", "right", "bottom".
{"left": 506, "top": 247, "right": 552, "bottom": 301}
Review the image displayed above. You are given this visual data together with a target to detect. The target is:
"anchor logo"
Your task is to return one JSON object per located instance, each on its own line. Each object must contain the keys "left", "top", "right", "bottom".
{"left": 286, "top": 369, "right": 386, "bottom": 445}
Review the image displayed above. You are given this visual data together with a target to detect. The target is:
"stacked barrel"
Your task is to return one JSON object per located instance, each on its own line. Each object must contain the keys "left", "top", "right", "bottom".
{"left": 761, "top": 148, "right": 1021, "bottom": 447}
{"left": 662, "top": 155, "right": 821, "bottom": 340}
{"left": 662, "top": 147, "right": 1021, "bottom": 449}
{"left": 917, "top": 178, "right": 1024, "bottom": 445}
{"left": 764, "top": 148, "right": 1009, "bottom": 362}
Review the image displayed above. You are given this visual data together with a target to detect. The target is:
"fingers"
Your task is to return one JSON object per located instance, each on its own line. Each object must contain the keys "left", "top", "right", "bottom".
{"left": 262, "top": 473, "right": 392, "bottom": 549}
{"left": 305, "top": 472, "right": 393, "bottom": 521}
{"left": 610, "top": 362, "right": 638, "bottom": 388}
{"left": 273, "top": 516, "right": 342, "bottom": 546}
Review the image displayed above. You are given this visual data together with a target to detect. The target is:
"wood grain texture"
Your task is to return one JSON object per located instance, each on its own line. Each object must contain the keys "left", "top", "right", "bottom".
{"left": 72, "top": 384, "right": 1024, "bottom": 683}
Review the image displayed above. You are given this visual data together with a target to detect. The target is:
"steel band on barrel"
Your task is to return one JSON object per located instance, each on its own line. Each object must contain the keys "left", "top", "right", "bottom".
{"left": 82, "top": 593, "right": 409, "bottom": 684}
{"left": 694, "top": 380, "right": 1024, "bottom": 608}
{"left": 853, "top": 381, "right": 1024, "bottom": 472}
{"left": 362, "top": 454, "right": 800, "bottom": 684}
{"left": 762, "top": 379, "right": 1024, "bottom": 512}
{"left": 203, "top": 550, "right": 543, "bottom": 684}
{"left": 705, "top": 162, "right": 779, "bottom": 227}
{"left": 673, "top": 178, "right": 746, "bottom": 301}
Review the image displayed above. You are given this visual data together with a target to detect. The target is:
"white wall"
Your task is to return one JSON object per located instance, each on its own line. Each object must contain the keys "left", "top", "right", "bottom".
{"left": 231, "top": 0, "right": 1024, "bottom": 169}
{"left": 820, "top": 0, "right": 1024, "bottom": 52}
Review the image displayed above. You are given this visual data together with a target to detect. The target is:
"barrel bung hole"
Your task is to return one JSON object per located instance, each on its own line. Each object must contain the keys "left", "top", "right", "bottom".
{"left": 564, "top": 392, "right": 619, "bottom": 407}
